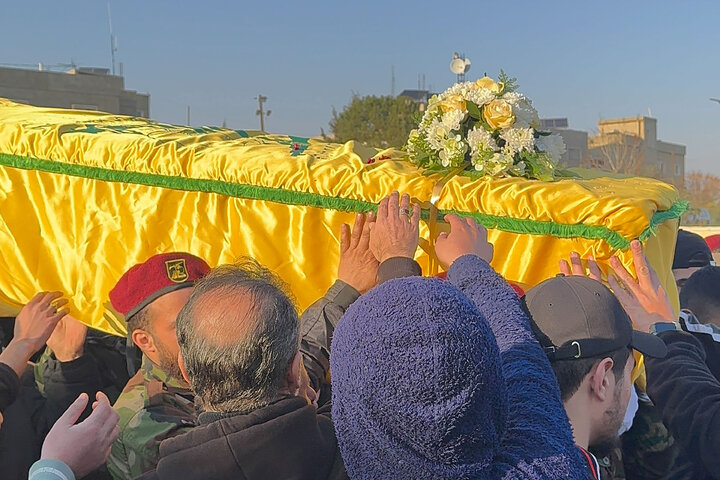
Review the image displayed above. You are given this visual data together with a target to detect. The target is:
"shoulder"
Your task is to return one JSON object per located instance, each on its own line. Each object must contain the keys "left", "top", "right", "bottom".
{"left": 114, "top": 383, "right": 150, "bottom": 429}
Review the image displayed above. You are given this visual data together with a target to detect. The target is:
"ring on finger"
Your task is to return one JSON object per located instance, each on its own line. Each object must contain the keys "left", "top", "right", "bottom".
{"left": 399, "top": 208, "right": 411, "bottom": 218}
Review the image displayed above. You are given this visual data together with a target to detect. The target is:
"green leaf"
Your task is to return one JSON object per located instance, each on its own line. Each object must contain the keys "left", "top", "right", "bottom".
{"left": 466, "top": 101, "right": 482, "bottom": 120}
{"left": 498, "top": 69, "right": 519, "bottom": 93}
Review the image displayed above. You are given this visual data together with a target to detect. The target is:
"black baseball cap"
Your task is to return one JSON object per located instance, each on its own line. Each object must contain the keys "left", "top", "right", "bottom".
{"left": 524, "top": 276, "right": 667, "bottom": 361}
{"left": 673, "top": 230, "right": 713, "bottom": 269}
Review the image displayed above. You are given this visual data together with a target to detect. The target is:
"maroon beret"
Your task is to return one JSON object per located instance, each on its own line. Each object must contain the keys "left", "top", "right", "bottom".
{"left": 110, "top": 252, "right": 211, "bottom": 319}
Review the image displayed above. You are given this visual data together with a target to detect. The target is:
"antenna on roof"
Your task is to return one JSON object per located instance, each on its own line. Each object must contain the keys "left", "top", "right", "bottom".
{"left": 450, "top": 52, "right": 471, "bottom": 83}
{"left": 107, "top": 2, "right": 118, "bottom": 75}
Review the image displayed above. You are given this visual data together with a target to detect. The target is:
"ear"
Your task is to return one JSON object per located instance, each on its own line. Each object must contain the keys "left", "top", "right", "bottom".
{"left": 284, "top": 351, "right": 302, "bottom": 393}
{"left": 588, "top": 357, "right": 615, "bottom": 402}
{"left": 178, "top": 351, "right": 191, "bottom": 385}
{"left": 131, "top": 328, "right": 157, "bottom": 355}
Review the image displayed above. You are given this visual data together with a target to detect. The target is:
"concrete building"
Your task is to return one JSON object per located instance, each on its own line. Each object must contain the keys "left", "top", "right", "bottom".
{"left": 540, "top": 118, "right": 589, "bottom": 168}
{"left": 588, "top": 116, "right": 685, "bottom": 183}
{"left": 398, "top": 89, "right": 436, "bottom": 112}
{"left": 0, "top": 66, "right": 149, "bottom": 117}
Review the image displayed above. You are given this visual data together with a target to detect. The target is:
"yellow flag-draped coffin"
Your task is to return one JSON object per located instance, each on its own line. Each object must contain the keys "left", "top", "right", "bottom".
{"left": 0, "top": 99, "right": 685, "bottom": 336}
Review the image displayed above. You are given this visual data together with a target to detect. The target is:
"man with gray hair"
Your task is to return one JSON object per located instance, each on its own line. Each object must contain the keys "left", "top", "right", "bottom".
{"left": 137, "top": 257, "right": 347, "bottom": 479}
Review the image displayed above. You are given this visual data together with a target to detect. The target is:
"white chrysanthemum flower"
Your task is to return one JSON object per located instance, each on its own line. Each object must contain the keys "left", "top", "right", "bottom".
{"left": 465, "top": 88, "right": 496, "bottom": 107}
{"left": 467, "top": 127, "right": 497, "bottom": 155}
{"left": 426, "top": 119, "right": 450, "bottom": 151}
{"left": 489, "top": 153, "right": 514, "bottom": 175}
{"left": 503, "top": 92, "right": 540, "bottom": 129}
{"left": 535, "top": 134, "right": 566, "bottom": 162}
{"left": 438, "top": 135, "right": 467, "bottom": 167}
{"left": 441, "top": 109, "right": 467, "bottom": 131}
{"left": 440, "top": 82, "right": 475, "bottom": 99}
{"left": 501, "top": 128, "right": 535, "bottom": 155}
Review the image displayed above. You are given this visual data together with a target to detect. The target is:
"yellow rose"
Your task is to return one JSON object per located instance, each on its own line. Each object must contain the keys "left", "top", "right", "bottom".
{"left": 437, "top": 94, "right": 467, "bottom": 113}
{"left": 474, "top": 76, "right": 504, "bottom": 94}
{"left": 483, "top": 99, "right": 515, "bottom": 130}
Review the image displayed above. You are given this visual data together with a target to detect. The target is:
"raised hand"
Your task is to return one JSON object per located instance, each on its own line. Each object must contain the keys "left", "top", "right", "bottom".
{"left": 337, "top": 212, "right": 379, "bottom": 294}
{"left": 13, "top": 292, "right": 69, "bottom": 354}
{"left": 608, "top": 240, "right": 676, "bottom": 332}
{"left": 368, "top": 192, "right": 421, "bottom": 263}
{"left": 558, "top": 252, "right": 603, "bottom": 281}
{"left": 0, "top": 292, "right": 70, "bottom": 377}
{"left": 434, "top": 213, "right": 494, "bottom": 268}
{"left": 41, "top": 391, "right": 120, "bottom": 479}
{"left": 47, "top": 315, "right": 88, "bottom": 362}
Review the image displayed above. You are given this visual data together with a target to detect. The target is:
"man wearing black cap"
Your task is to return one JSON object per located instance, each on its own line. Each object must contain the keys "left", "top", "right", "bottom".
{"left": 524, "top": 274, "right": 667, "bottom": 479}
{"left": 673, "top": 229, "right": 714, "bottom": 291}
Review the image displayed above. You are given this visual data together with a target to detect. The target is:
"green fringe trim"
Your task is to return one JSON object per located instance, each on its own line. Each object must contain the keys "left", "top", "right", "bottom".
{"left": 0, "top": 152, "right": 687, "bottom": 250}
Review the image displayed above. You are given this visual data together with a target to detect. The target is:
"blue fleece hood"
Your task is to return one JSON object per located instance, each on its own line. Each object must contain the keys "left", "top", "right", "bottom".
{"left": 331, "top": 277, "right": 507, "bottom": 479}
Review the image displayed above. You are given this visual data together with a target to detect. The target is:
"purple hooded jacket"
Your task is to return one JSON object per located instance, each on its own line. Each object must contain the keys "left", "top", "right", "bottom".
{"left": 330, "top": 255, "right": 586, "bottom": 479}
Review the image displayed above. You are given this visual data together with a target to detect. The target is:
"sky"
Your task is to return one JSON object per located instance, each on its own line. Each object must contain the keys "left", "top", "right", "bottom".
{"left": 2, "top": 0, "right": 719, "bottom": 174}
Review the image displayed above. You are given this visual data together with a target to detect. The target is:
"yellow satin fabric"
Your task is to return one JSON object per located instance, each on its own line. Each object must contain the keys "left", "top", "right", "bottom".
{"left": 0, "top": 100, "right": 681, "bottom": 335}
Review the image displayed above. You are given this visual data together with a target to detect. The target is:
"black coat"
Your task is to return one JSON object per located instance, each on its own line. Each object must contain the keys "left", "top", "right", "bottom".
{"left": 645, "top": 330, "right": 720, "bottom": 480}
{"left": 139, "top": 396, "right": 347, "bottom": 480}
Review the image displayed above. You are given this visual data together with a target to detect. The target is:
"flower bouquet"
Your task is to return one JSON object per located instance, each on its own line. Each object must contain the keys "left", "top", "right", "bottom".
{"left": 405, "top": 72, "right": 569, "bottom": 180}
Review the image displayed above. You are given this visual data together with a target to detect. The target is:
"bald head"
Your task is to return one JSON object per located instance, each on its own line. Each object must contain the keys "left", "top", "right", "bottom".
{"left": 190, "top": 288, "right": 257, "bottom": 347}
{"left": 176, "top": 258, "right": 300, "bottom": 413}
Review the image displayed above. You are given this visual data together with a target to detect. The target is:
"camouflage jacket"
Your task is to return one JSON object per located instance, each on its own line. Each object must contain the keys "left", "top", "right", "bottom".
{"left": 107, "top": 355, "right": 197, "bottom": 480}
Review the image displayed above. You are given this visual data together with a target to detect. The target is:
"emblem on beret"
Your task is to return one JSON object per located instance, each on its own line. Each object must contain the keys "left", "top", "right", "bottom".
{"left": 165, "top": 259, "right": 189, "bottom": 283}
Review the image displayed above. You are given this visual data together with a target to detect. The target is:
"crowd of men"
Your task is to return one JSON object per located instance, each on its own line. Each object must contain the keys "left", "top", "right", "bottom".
{"left": 0, "top": 192, "right": 719, "bottom": 480}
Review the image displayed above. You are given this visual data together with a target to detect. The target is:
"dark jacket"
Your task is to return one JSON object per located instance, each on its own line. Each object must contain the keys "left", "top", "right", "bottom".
{"left": 645, "top": 330, "right": 720, "bottom": 480}
{"left": 298, "top": 263, "right": 420, "bottom": 407}
{"left": 300, "top": 280, "right": 360, "bottom": 406}
{"left": 138, "top": 396, "right": 347, "bottom": 480}
{"left": 0, "top": 355, "right": 103, "bottom": 480}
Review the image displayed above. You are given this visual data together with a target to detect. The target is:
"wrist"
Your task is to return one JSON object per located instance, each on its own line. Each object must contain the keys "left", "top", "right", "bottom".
{"left": 6, "top": 338, "right": 38, "bottom": 360}
{"left": 0, "top": 340, "right": 36, "bottom": 377}
{"left": 54, "top": 349, "right": 84, "bottom": 363}
{"left": 649, "top": 321, "right": 682, "bottom": 335}
{"left": 378, "top": 252, "right": 414, "bottom": 264}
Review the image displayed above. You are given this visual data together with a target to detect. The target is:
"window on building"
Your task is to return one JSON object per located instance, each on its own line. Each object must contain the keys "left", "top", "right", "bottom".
{"left": 675, "top": 164, "right": 681, "bottom": 176}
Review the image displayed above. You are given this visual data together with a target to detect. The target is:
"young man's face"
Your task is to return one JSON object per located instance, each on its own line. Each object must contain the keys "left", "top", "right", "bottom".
{"left": 593, "top": 352, "right": 635, "bottom": 449}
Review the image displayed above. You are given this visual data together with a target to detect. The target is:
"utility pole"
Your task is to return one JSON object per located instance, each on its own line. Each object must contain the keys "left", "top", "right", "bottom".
{"left": 107, "top": 2, "right": 118, "bottom": 75}
{"left": 187, "top": 105, "right": 190, "bottom": 126}
{"left": 391, "top": 65, "right": 395, "bottom": 97}
{"left": 255, "top": 94, "right": 271, "bottom": 132}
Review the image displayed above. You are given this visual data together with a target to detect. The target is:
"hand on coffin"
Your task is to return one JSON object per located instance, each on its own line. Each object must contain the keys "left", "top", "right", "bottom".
{"left": 12, "top": 292, "right": 69, "bottom": 359}
{"left": 434, "top": 214, "right": 494, "bottom": 268}
{"left": 338, "top": 212, "right": 380, "bottom": 294}
{"left": 608, "top": 240, "right": 676, "bottom": 333}
{"left": 368, "top": 192, "right": 420, "bottom": 264}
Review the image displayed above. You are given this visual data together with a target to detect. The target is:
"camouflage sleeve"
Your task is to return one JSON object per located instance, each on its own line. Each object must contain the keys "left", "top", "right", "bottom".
{"left": 300, "top": 280, "right": 359, "bottom": 405}
{"left": 621, "top": 399, "right": 679, "bottom": 479}
{"left": 107, "top": 408, "right": 194, "bottom": 480}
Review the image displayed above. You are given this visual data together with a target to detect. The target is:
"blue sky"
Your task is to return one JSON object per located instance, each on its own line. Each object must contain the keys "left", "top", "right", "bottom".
{"left": 2, "top": 1, "right": 719, "bottom": 174}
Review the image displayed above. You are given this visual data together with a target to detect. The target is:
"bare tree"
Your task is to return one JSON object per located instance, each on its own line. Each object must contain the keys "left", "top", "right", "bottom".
{"left": 681, "top": 171, "right": 720, "bottom": 208}
{"left": 586, "top": 132, "right": 646, "bottom": 175}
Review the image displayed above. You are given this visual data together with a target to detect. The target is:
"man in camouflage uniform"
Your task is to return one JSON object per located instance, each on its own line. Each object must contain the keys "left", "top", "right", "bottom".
{"left": 106, "top": 252, "right": 210, "bottom": 479}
